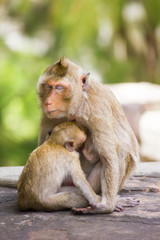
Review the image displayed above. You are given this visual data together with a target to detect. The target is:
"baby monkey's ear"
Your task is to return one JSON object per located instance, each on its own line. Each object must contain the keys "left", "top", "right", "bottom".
{"left": 65, "top": 140, "right": 75, "bottom": 152}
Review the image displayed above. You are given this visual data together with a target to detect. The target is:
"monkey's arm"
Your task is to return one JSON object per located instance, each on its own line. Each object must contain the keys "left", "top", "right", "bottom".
{"left": 72, "top": 151, "right": 120, "bottom": 214}
{"left": 69, "top": 155, "right": 101, "bottom": 206}
{"left": 73, "top": 123, "right": 120, "bottom": 214}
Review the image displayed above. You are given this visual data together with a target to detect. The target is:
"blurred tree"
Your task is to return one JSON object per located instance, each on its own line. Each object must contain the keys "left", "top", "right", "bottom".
{"left": 0, "top": 0, "right": 160, "bottom": 165}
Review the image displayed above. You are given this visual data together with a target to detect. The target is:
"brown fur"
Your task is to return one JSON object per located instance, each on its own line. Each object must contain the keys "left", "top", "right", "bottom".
{"left": 17, "top": 121, "right": 100, "bottom": 211}
{"left": 37, "top": 57, "right": 139, "bottom": 213}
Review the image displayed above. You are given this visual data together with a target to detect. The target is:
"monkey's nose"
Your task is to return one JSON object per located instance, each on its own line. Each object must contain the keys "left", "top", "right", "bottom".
{"left": 45, "top": 101, "right": 51, "bottom": 105}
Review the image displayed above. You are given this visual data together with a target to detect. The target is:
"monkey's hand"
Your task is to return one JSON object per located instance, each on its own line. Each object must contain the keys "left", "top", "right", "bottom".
{"left": 72, "top": 202, "right": 115, "bottom": 214}
{"left": 72, "top": 197, "right": 140, "bottom": 214}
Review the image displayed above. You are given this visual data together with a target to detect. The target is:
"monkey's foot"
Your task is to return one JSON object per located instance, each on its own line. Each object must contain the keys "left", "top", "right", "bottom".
{"left": 116, "top": 196, "right": 140, "bottom": 208}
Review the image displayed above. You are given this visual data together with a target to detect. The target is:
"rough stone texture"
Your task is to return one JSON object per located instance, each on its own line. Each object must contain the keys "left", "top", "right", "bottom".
{"left": 135, "top": 162, "right": 160, "bottom": 178}
{"left": 0, "top": 166, "right": 23, "bottom": 188}
{"left": 0, "top": 163, "right": 160, "bottom": 240}
{"left": 109, "top": 82, "right": 160, "bottom": 106}
{"left": 139, "top": 111, "right": 160, "bottom": 162}
{"left": 109, "top": 82, "right": 160, "bottom": 161}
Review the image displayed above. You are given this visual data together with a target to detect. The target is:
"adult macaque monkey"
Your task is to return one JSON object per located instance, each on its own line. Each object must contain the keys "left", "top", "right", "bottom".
{"left": 18, "top": 121, "right": 100, "bottom": 211}
{"left": 37, "top": 57, "right": 139, "bottom": 214}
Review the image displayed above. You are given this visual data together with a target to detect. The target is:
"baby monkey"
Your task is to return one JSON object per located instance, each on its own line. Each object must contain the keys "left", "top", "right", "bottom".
{"left": 17, "top": 121, "right": 100, "bottom": 211}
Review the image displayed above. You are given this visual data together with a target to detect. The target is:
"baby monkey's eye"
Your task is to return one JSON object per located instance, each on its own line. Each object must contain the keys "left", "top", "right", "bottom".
{"left": 55, "top": 85, "right": 65, "bottom": 90}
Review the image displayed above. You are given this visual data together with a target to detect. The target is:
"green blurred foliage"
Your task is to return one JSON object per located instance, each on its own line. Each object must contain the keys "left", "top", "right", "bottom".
{"left": 0, "top": 0, "right": 160, "bottom": 166}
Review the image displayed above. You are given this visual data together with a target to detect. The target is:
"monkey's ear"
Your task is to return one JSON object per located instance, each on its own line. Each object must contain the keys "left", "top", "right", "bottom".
{"left": 59, "top": 57, "right": 68, "bottom": 68}
{"left": 65, "top": 140, "right": 75, "bottom": 152}
{"left": 81, "top": 72, "right": 90, "bottom": 91}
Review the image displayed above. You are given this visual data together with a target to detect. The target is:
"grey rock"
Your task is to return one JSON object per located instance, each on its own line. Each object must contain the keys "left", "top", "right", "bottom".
{"left": 0, "top": 166, "right": 23, "bottom": 188}
{"left": 0, "top": 165, "right": 160, "bottom": 240}
{"left": 109, "top": 82, "right": 160, "bottom": 161}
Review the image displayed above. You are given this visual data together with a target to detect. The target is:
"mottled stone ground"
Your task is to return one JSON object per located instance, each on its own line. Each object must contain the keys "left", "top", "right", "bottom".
{"left": 0, "top": 163, "right": 160, "bottom": 240}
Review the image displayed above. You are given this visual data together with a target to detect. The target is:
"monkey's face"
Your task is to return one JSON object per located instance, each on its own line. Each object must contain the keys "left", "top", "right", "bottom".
{"left": 37, "top": 57, "right": 90, "bottom": 119}
{"left": 41, "top": 79, "right": 72, "bottom": 118}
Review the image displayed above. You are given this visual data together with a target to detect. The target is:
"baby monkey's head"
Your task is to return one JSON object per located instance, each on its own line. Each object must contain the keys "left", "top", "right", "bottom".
{"left": 48, "top": 121, "right": 86, "bottom": 152}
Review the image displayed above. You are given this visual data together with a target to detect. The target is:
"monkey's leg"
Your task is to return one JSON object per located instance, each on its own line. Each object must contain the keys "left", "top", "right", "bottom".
{"left": 40, "top": 191, "right": 88, "bottom": 211}
{"left": 38, "top": 157, "right": 96, "bottom": 211}
{"left": 73, "top": 154, "right": 139, "bottom": 214}
{"left": 72, "top": 153, "right": 120, "bottom": 214}
{"left": 37, "top": 164, "right": 89, "bottom": 211}
{"left": 40, "top": 156, "right": 101, "bottom": 211}
{"left": 115, "top": 153, "right": 139, "bottom": 209}
{"left": 45, "top": 159, "right": 102, "bottom": 211}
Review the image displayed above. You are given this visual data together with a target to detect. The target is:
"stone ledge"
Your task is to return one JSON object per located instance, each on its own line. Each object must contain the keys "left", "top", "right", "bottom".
{"left": 0, "top": 166, "right": 23, "bottom": 188}
{"left": 109, "top": 82, "right": 160, "bottom": 162}
{"left": 0, "top": 163, "right": 160, "bottom": 188}
{"left": 109, "top": 82, "right": 160, "bottom": 105}
{"left": 134, "top": 162, "right": 160, "bottom": 178}
{"left": 0, "top": 164, "right": 160, "bottom": 240}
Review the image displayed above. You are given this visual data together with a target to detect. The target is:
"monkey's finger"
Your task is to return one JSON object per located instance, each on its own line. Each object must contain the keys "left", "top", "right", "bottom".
{"left": 114, "top": 205, "right": 123, "bottom": 212}
{"left": 72, "top": 206, "right": 96, "bottom": 214}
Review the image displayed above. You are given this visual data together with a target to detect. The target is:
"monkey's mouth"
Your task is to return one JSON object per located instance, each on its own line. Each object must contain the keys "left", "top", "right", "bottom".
{"left": 47, "top": 110, "right": 58, "bottom": 113}
{"left": 45, "top": 109, "right": 60, "bottom": 116}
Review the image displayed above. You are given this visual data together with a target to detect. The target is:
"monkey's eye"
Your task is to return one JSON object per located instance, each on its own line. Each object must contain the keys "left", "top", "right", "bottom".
{"left": 43, "top": 83, "right": 52, "bottom": 89}
{"left": 55, "top": 85, "right": 65, "bottom": 90}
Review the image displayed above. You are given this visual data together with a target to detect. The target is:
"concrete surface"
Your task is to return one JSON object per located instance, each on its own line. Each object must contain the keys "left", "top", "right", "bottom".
{"left": 0, "top": 163, "right": 160, "bottom": 240}
{"left": 109, "top": 82, "right": 160, "bottom": 162}
{"left": 0, "top": 166, "right": 23, "bottom": 188}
